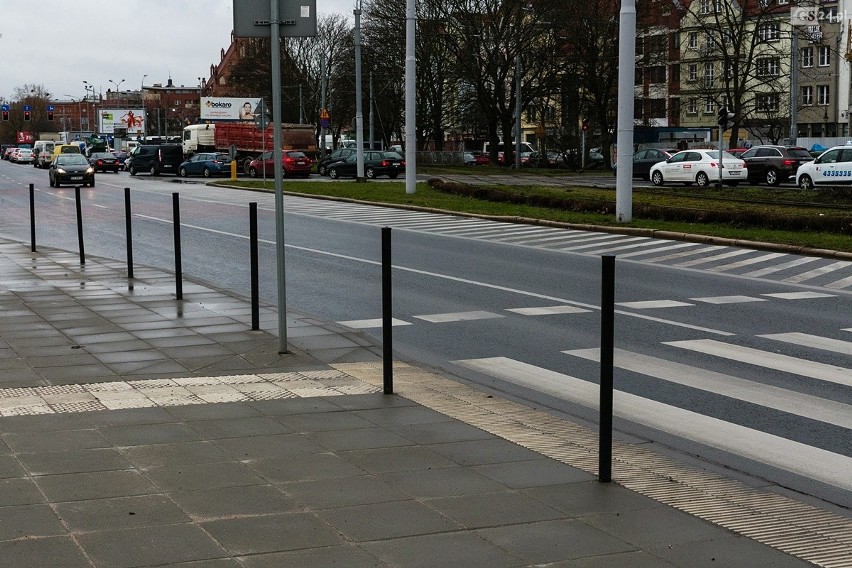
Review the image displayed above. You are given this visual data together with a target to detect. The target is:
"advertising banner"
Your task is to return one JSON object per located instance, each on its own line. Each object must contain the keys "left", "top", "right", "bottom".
{"left": 200, "top": 97, "right": 263, "bottom": 121}
{"left": 99, "top": 109, "right": 146, "bottom": 135}
{"left": 16, "top": 131, "right": 35, "bottom": 144}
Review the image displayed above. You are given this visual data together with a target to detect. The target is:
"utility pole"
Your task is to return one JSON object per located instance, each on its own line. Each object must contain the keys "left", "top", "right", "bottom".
{"left": 354, "top": 1, "right": 365, "bottom": 180}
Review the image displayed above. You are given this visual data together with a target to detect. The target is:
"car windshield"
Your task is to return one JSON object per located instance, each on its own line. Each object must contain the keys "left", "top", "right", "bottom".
{"left": 57, "top": 155, "right": 89, "bottom": 166}
{"left": 703, "top": 151, "right": 741, "bottom": 160}
{"left": 215, "top": 154, "right": 230, "bottom": 161}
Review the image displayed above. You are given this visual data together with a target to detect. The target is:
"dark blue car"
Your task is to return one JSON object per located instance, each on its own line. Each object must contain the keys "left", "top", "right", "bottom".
{"left": 178, "top": 152, "right": 232, "bottom": 177}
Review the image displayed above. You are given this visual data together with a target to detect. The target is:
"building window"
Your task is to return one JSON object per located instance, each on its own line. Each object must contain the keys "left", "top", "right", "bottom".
{"left": 700, "top": 0, "right": 718, "bottom": 14}
{"left": 635, "top": 67, "right": 643, "bottom": 85}
{"left": 687, "top": 31, "right": 698, "bottom": 49}
{"left": 818, "top": 46, "right": 830, "bottom": 66}
{"left": 688, "top": 63, "right": 698, "bottom": 81}
{"left": 649, "top": 35, "right": 667, "bottom": 54}
{"left": 757, "top": 93, "right": 780, "bottom": 112}
{"left": 758, "top": 22, "right": 780, "bottom": 42}
{"left": 818, "top": 85, "right": 830, "bottom": 106}
{"left": 801, "top": 85, "right": 813, "bottom": 105}
{"left": 649, "top": 99, "right": 667, "bottom": 117}
{"left": 801, "top": 47, "right": 813, "bottom": 68}
{"left": 649, "top": 66, "right": 666, "bottom": 83}
{"left": 703, "top": 62, "right": 714, "bottom": 87}
{"left": 687, "top": 98, "right": 698, "bottom": 114}
{"left": 704, "top": 98, "right": 715, "bottom": 114}
{"left": 756, "top": 57, "right": 780, "bottom": 76}
{"left": 778, "top": 0, "right": 788, "bottom": 4}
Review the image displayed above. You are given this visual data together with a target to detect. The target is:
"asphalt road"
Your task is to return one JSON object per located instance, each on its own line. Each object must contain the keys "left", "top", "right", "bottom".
{"left": 1, "top": 160, "right": 850, "bottom": 509}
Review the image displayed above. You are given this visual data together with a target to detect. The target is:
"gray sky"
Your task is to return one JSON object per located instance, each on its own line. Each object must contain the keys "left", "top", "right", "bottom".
{"left": 0, "top": 0, "right": 354, "bottom": 102}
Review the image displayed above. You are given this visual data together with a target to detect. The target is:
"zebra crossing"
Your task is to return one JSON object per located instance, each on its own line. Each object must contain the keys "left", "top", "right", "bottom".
{"left": 282, "top": 196, "right": 852, "bottom": 290}
{"left": 454, "top": 327, "right": 852, "bottom": 493}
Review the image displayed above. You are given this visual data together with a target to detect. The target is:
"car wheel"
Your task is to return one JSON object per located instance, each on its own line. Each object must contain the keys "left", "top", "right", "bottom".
{"left": 765, "top": 168, "right": 780, "bottom": 186}
{"left": 365, "top": 166, "right": 376, "bottom": 179}
{"left": 329, "top": 167, "right": 339, "bottom": 179}
{"left": 798, "top": 174, "right": 814, "bottom": 190}
{"left": 89, "top": 180, "right": 95, "bottom": 187}
{"left": 180, "top": 167, "right": 188, "bottom": 177}
{"left": 249, "top": 167, "right": 258, "bottom": 178}
{"left": 129, "top": 166, "right": 137, "bottom": 175}
{"left": 150, "top": 166, "right": 158, "bottom": 176}
{"left": 318, "top": 164, "right": 327, "bottom": 176}
{"left": 651, "top": 170, "right": 664, "bottom": 186}
{"left": 203, "top": 167, "right": 211, "bottom": 178}
{"left": 696, "top": 172, "right": 710, "bottom": 187}
{"left": 388, "top": 173, "right": 399, "bottom": 179}
{"left": 49, "top": 176, "right": 55, "bottom": 188}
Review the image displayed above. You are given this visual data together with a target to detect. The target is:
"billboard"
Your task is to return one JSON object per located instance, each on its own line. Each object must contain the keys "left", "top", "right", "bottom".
{"left": 99, "top": 109, "right": 146, "bottom": 135}
{"left": 201, "top": 97, "right": 263, "bottom": 121}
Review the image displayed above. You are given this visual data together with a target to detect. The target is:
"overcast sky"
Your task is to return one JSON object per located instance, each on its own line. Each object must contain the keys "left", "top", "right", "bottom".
{"left": 0, "top": 0, "right": 354, "bottom": 102}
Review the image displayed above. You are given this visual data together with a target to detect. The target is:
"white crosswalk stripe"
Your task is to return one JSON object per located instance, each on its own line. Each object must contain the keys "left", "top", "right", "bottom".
{"left": 758, "top": 332, "right": 852, "bottom": 355}
{"left": 453, "top": 356, "right": 852, "bottom": 491}
{"left": 664, "top": 338, "right": 852, "bottom": 387}
{"left": 563, "top": 347, "right": 852, "bottom": 429}
{"left": 413, "top": 310, "right": 503, "bottom": 323}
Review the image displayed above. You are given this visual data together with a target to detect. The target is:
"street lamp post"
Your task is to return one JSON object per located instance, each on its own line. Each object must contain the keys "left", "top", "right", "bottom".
{"left": 109, "top": 79, "right": 126, "bottom": 106}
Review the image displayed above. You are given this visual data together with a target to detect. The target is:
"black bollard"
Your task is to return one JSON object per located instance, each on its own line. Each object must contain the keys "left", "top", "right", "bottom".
{"left": 29, "top": 184, "right": 36, "bottom": 252}
{"left": 249, "top": 202, "right": 259, "bottom": 330}
{"left": 173, "top": 192, "right": 182, "bottom": 300}
{"left": 382, "top": 227, "right": 393, "bottom": 394}
{"left": 75, "top": 186, "right": 85, "bottom": 265}
{"left": 599, "top": 255, "right": 615, "bottom": 482}
{"left": 124, "top": 188, "right": 134, "bottom": 279}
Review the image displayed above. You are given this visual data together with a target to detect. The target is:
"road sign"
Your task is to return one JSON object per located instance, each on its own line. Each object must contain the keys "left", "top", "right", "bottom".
{"left": 320, "top": 108, "right": 329, "bottom": 129}
{"left": 233, "top": 0, "right": 317, "bottom": 37}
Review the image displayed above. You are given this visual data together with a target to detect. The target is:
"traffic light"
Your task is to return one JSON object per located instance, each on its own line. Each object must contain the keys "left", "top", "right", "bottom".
{"left": 1, "top": 109, "right": 8, "bottom": 122}
{"left": 47, "top": 105, "right": 54, "bottom": 121}
{"left": 582, "top": 119, "right": 589, "bottom": 132}
{"left": 23, "top": 110, "right": 31, "bottom": 121}
{"left": 717, "top": 106, "right": 734, "bottom": 130}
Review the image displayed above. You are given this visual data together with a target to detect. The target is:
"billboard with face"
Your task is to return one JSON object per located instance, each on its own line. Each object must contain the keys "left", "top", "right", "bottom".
{"left": 201, "top": 97, "right": 263, "bottom": 121}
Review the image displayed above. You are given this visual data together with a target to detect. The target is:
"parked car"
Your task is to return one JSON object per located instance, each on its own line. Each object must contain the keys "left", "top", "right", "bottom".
{"left": 10, "top": 148, "right": 34, "bottom": 164}
{"left": 126, "top": 144, "right": 183, "bottom": 176}
{"left": 327, "top": 151, "right": 405, "bottom": 179}
{"left": 650, "top": 149, "right": 747, "bottom": 187}
{"left": 1, "top": 144, "right": 16, "bottom": 160}
{"left": 179, "top": 152, "right": 232, "bottom": 177}
{"left": 88, "top": 152, "right": 121, "bottom": 173}
{"left": 33, "top": 141, "right": 60, "bottom": 168}
{"left": 613, "top": 149, "right": 676, "bottom": 180}
{"left": 247, "top": 151, "right": 312, "bottom": 178}
{"left": 795, "top": 145, "right": 852, "bottom": 189}
{"left": 526, "top": 151, "right": 564, "bottom": 168}
{"left": 316, "top": 148, "right": 356, "bottom": 176}
{"left": 49, "top": 154, "right": 95, "bottom": 187}
{"left": 739, "top": 145, "right": 814, "bottom": 186}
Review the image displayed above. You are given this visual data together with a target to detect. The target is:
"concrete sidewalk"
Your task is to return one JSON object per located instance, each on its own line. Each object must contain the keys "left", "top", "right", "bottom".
{"left": 0, "top": 237, "right": 846, "bottom": 567}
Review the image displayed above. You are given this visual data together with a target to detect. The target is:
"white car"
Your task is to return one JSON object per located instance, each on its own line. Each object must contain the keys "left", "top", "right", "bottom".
{"left": 10, "top": 148, "right": 34, "bottom": 164}
{"left": 795, "top": 145, "right": 852, "bottom": 189}
{"left": 650, "top": 149, "right": 747, "bottom": 187}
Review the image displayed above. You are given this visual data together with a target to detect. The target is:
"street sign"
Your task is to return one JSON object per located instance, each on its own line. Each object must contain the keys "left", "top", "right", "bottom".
{"left": 233, "top": 0, "right": 317, "bottom": 37}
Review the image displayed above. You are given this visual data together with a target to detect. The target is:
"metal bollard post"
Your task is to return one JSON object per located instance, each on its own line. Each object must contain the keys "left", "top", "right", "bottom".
{"left": 249, "top": 202, "right": 259, "bottom": 330}
{"left": 124, "top": 188, "right": 134, "bottom": 279}
{"left": 382, "top": 227, "right": 393, "bottom": 394}
{"left": 172, "top": 193, "right": 183, "bottom": 300}
{"left": 75, "top": 186, "right": 85, "bottom": 265}
{"left": 599, "top": 255, "right": 615, "bottom": 482}
{"left": 29, "top": 184, "right": 36, "bottom": 252}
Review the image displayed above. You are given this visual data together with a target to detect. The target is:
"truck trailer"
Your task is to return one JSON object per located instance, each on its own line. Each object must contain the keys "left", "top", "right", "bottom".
{"left": 182, "top": 122, "right": 316, "bottom": 173}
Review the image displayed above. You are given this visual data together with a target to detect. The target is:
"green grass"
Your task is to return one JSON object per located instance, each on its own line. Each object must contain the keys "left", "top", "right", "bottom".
{"left": 213, "top": 175, "right": 852, "bottom": 254}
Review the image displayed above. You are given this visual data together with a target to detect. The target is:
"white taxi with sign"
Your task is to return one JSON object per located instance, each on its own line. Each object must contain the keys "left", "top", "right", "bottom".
{"left": 795, "top": 145, "right": 852, "bottom": 189}
{"left": 649, "top": 149, "right": 747, "bottom": 187}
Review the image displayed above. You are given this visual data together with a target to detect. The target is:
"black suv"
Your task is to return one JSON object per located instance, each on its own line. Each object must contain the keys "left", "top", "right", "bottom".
{"left": 127, "top": 144, "right": 184, "bottom": 176}
{"left": 316, "top": 148, "right": 356, "bottom": 176}
{"left": 740, "top": 145, "right": 814, "bottom": 186}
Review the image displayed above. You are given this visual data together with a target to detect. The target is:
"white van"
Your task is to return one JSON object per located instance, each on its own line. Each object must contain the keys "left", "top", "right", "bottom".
{"left": 33, "top": 140, "right": 60, "bottom": 169}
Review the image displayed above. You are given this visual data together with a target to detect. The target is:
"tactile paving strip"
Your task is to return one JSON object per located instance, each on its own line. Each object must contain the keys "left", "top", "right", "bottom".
{"left": 334, "top": 361, "right": 852, "bottom": 568}
{"left": 0, "top": 370, "right": 380, "bottom": 416}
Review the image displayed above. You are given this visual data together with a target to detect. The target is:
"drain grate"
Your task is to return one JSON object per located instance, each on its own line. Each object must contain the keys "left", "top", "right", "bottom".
{"left": 335, "top": 361, "right": 852, "bottom": 568}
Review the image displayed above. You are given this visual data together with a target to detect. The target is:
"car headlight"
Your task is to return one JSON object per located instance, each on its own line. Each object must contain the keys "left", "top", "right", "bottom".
{"left": 56, "top": 168, "right": 66, "bottom": 174}
{"left": 86, "top": 167, "right": 94, "bottom": 174}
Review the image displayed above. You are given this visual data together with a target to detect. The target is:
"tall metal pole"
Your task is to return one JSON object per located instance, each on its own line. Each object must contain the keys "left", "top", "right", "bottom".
{"left": 271, "top": 0, "right": 288, "bottom": 352}
{"left": 369, "top": 72, "right": 375, "bottom": 150}
{"left": 515, "top": 54, "right": 522, "bottom": 170}
{"left": 320, "top": 54, "right": 327, "bottom": 157}
{"left": 354, "top": 2, "right": 365, "bottom": 180}
{"left": 790, "top": 32, "right": 799, "bottom": 145}
{"left": 405, "top": 0, "right": 417, "bottom": 194}
{"left": 615, "top": 0, "right": 636, "bottom": 222}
